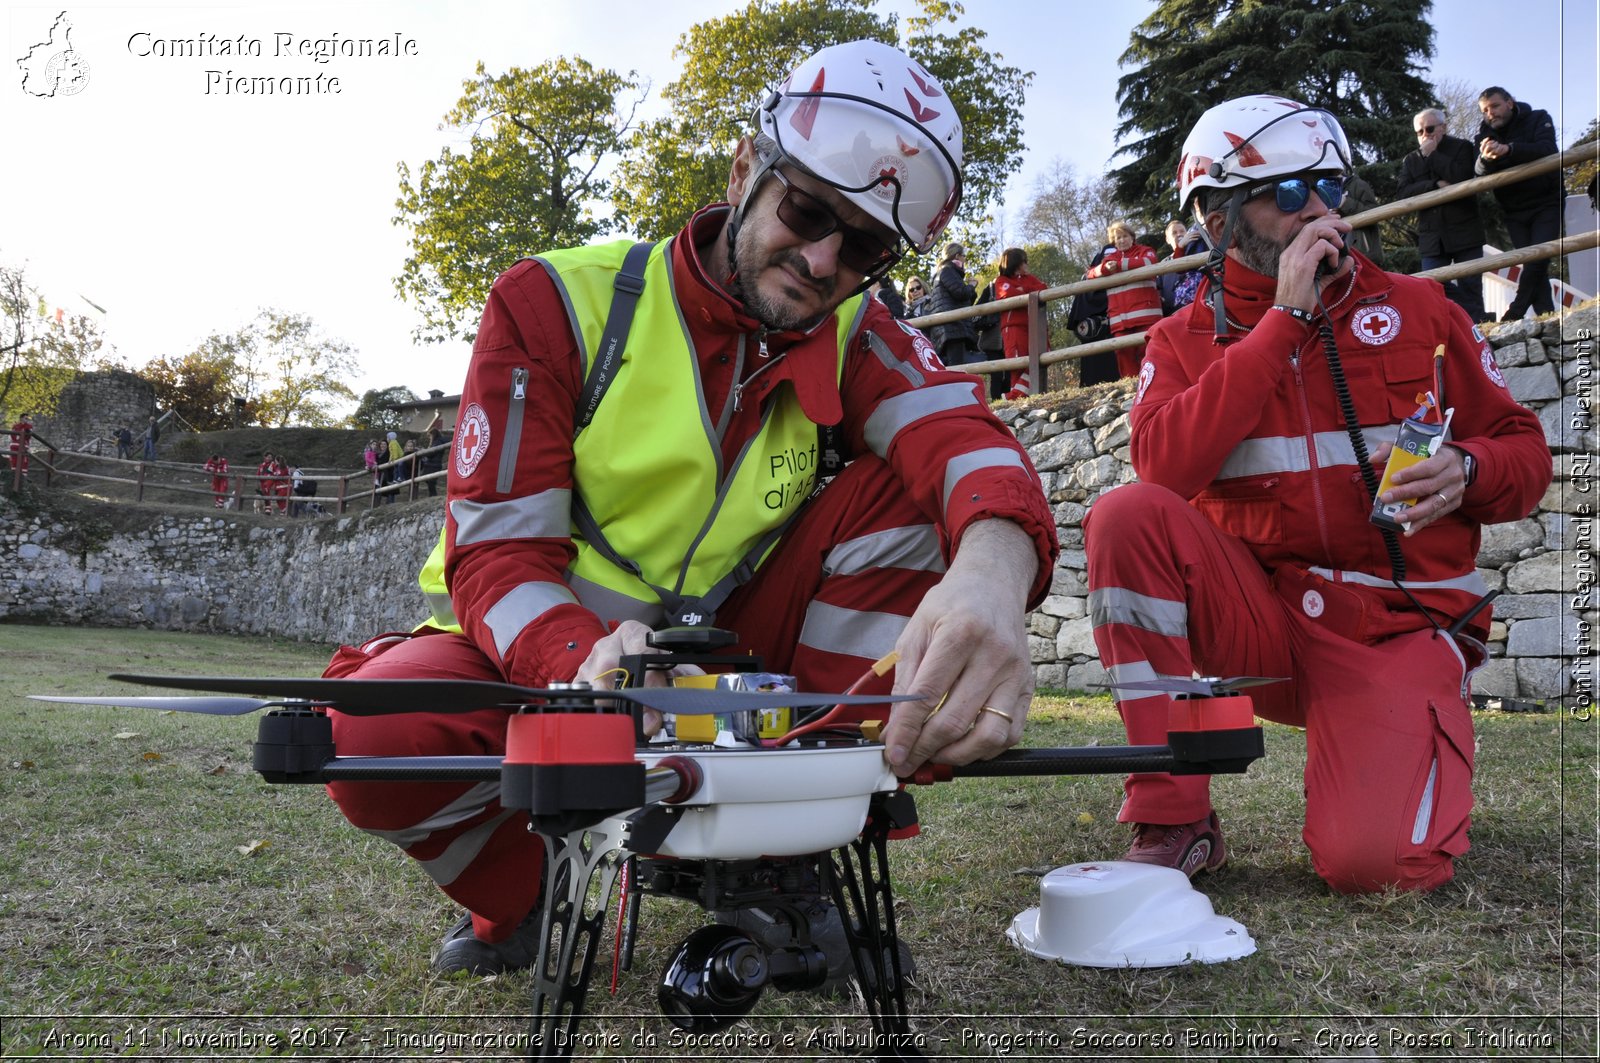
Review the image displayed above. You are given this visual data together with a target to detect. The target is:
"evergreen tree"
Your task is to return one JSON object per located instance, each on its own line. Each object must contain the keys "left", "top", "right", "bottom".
{"left": 1112, "top": 0, "right": 1436, "bottom": 221}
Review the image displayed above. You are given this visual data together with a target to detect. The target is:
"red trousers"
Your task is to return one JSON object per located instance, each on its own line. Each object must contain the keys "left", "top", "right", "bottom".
{"left": 324, "top": 457, "right": 947, "bottom": 940}
{"left": 1084, "top": 483, "right": 1475, "bottom": 893}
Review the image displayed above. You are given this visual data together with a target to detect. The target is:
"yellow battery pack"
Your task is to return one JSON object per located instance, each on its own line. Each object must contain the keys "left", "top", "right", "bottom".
{"left": 1370, "top": 415, "right": 1446, "bottom": 531}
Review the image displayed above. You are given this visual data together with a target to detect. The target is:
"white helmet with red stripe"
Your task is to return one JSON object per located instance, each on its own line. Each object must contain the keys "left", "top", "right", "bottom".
{"left": 756, "top": 40, "right": 963, "bottom": 255}
{"left": 1175, "top": 94, "right": 1351, "bottom": 216}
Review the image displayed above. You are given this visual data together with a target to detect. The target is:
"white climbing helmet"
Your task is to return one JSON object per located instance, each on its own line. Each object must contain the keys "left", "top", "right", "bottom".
{"left": 1176, "top": 94, "right": 1351, "bottom": 216}
{"left": 756, "top": 39, "right": 964, "bottom": 255}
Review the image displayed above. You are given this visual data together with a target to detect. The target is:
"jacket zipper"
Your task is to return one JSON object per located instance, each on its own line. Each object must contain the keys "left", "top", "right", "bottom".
{"left": 1289, "top": 347, "right": 1335, "bottom": 560}
{"left": 497, "top": 367, "right": 528, "bottom": 494}
{"left": 732, "top": 335, "right": 776, "bottom": 413}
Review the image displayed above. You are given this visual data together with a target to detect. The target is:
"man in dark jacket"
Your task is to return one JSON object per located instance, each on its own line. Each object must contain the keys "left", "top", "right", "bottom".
{"left": 925, "top": 242, "right": 978, "bottom": 367}
{"left": 1474, "top": 86, "right": 1560, "bottom": 319}
{"left": 1399, "top": 108, "right": 1487, "bottom": 322}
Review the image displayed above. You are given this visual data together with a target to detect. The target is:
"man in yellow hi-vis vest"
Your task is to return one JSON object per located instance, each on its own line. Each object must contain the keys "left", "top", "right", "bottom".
{"left": 323, "top": 40, "right": 1058, "bottom": 978}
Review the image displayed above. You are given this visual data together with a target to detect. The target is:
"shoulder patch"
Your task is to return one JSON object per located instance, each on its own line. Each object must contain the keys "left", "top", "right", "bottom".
{"left": 454, "top": 403, "right": 492, "bottom": 478}
{"left": 1480, "top": 343, "right": 1507, "bottom": 389}
{"left": 894, "top": 319, "right": 945, "bottom": 373}
{"left": 1134, "top": 360, "right": 1156, "bottom": 405}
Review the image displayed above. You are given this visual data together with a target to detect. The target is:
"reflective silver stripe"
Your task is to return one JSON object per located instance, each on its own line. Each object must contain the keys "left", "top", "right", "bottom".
{"left": 424, "top": 590, "right": 459, "bottom": 630}
{"left": 1411, "top": 757, "right": 1437, "bottom": 844}
{"left": 1106, "top": 659, "right": 1162, "bottom": 696}
{"left": 483, "top": 581, "right": 579, "bottom": 659}
{"left": 566, "top": 570, "right": 664, "bottom": 628}
{"left": 865, "top": 330, "right": 924, "bottom": 388}
{"left": 797, "top": 600, "right": 908, "bottom": 662}
{"left": 364, "top": 782, "right": 502, "bottom": 849}
{"left": 451, "top": 490, "right": 573, "bottom": 546}
{"left": 1107, "top": 307, "right": 1161, "bottom": 329}
{"left": 1089, "top": 587, "right": 1189, "bottom": 638}
{"left": 416, "top": 808, "right": 517, "bottom": 887}
{"left": 863, "top": 383, "right": 981, "bottom": 459}
{"left": 1308, "top": 567, "right": 1488, "bottom": 595}
{"left": 942, "top": 447, "right": 1028, "bottom": 515}
{"left": 1218, "top": 428, "right": 1397, "bottom": 480}
{"left": 823, "top": 525, "right": 946, "bottom": 578}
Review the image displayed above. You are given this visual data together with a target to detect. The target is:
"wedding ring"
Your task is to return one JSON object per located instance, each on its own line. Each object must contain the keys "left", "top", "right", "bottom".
{"left": 1436, "top": 492, "right": 1449, "bottom": 507}
{"left": 979, "top": 705, "right": 1013, "bottom": 723}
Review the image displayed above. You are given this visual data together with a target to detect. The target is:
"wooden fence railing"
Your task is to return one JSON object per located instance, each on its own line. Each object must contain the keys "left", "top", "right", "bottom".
{"left": 908, "top": 144, "right": 1600, "bottom": 387}
{"left": 3, "top": 431, "right": 451, "bottom": 516}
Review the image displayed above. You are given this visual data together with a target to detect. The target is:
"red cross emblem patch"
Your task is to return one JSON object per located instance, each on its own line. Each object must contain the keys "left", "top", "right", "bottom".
{"left": 1351, "top": 304, "right": 1402, "bottom": 346}
{"left": 454, "top": 403, "right": 492, "bottom": 478}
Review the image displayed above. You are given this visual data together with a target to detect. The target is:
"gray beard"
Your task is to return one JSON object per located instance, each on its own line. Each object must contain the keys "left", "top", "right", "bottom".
{"left": 733, "top": 241, "right": 837, "bottom": 332}
{"left": 1230, "top": 210, "right": 1284, "bottom": 278}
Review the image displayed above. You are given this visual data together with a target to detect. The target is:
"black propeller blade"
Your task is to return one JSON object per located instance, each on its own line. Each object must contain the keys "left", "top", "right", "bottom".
{"left": 29, "top": 694, "right": 280, "bottom": 716}
{"left": 105, "top": 674, "right": 918, "bottom": 717}
{"left": 1105, "top": 675, "right": 1287, "bottom": 697}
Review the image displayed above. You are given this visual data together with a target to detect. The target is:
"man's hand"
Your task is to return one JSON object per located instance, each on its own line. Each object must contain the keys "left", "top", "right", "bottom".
{"left": 1480, "top": 138, "right": 1510, "bottom": 161}
{"left": 1418, "top": 130, "right": 1440, "bottom": 157}
{"left": 577, "top": 619, "right": 704, "bottom": 736}
{"left": 879, "top": 520, "right": 1037, "bottom": 775}
{"left": 1272, "top": 213, "right": 1354, "bottom": 311}
{"left": 1372, "top": 442, "right": 1471, "bottom": 535}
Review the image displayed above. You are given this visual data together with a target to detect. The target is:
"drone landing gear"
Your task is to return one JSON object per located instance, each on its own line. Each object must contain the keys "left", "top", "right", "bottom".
{"left": 825, "top": 791, "right": 923, "bottom": 1061}
{"left": 527, "top": 826, "right": 626, "bottom": 1061}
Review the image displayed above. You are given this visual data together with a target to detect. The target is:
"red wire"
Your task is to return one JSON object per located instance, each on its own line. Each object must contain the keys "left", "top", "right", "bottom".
{"left": 609, "top": 858, "right": 629, "bottom": 994}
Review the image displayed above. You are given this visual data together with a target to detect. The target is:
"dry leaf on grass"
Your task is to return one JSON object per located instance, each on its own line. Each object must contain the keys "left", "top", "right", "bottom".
{"left": 237, "top": 839, "right": 270, "bottom": 857}
{"left": 141, "top": 751, "right": 163, "bottom": 761}
{"left": 113, "top": 732, "right": 142, "bottom": 740}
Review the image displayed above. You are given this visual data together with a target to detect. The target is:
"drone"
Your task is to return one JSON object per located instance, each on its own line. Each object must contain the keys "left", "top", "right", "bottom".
{"left": 36, "top": 627, "right": 1272, "bottom": 1062}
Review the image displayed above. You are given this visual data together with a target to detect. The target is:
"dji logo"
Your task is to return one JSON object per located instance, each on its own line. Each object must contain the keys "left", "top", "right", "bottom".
{"left": 680, "top": 611, "right": 704, "bottom": 625}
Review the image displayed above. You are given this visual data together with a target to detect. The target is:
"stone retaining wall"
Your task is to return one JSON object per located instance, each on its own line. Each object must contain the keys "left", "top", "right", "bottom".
{"left": 3, "top": 308, "right": 1592, "bottom": 701}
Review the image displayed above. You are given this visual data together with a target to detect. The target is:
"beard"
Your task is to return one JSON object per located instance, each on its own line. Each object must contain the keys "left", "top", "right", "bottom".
{"left": 1230, "top": 210, "right": 1286, "bottom": 278}
{"left": 732, "top": 236, "right": 838, "bottom": 332}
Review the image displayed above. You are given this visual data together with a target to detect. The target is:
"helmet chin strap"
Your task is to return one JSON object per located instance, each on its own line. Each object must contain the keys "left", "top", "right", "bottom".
{"left": 1198, "top": 187, "right": 1248, "bottom": 340}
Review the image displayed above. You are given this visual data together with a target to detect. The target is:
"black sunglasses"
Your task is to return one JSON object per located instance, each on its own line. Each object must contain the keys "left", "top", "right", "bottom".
{"left": 769, "top": 168, "right": 899, "bottom": 275}
{"left": 1244, "top": 174, "right": 1345, "bottom": 213}
{"left": 1415, "top": 124, "right": 1441, "bottom": 136}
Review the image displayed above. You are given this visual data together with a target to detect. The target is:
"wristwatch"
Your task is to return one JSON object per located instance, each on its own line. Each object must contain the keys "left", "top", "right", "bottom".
{"left": 1453, "top": 446, "right": 1477, "bottom": 488}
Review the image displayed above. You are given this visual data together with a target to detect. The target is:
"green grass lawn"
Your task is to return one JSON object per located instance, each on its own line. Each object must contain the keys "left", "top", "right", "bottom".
{"left": 0, "top": 624, "right": 1593, "bottom": 1060}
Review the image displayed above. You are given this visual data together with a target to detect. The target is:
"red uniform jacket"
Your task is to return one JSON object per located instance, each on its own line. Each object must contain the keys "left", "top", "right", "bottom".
{"left": 1088, "top": 244, "right": 1163, "bottom": 335}
{"left": 993, "top": 272, "right": 1050, "bottom": 357}
{"left": 446, "top": 206, "right": 1059, "bottom": 688}
{"left": 1132, "top": 253, "right": 1551, "bottom": 639}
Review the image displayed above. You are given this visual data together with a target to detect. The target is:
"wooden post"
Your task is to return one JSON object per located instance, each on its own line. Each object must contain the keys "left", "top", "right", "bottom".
{"left": 1027, "top": 292, "right": 1046, "bottom": 396}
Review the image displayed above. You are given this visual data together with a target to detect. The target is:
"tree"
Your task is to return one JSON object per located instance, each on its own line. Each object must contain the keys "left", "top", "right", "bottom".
{"left": 1, "top": 257, "right": 115, "bottom": 419}
{"left": 144, "top": 346, "right": 246, "bottom": 432}
{"left": 393, "top": 58, "right": 644, "bottom": 345}
{"left": 1111, "top": 0, "right": 1436, "bottom": 222}
{"left": 612, "top": 0, "right": 1032, "bottom": 241}
{"left": 1568, "top": 118, "right": 1599, "bottom": 199}
{"left": 350, "top": 385, "right": 421, "bottom": 433}
{"left": 1020, "top": 160, "right": 1124, "bottom": 275}
{"left": 251, "top": 310, "right": 360, "bottom": 428}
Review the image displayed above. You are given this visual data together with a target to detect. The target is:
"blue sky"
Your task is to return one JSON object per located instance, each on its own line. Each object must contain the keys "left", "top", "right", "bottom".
{"left": 4, "top": 0, "right": 1596, "bottom": 400}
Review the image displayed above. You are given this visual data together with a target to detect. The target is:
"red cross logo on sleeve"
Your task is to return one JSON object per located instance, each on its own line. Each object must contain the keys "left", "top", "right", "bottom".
{"left": 454, "top": 403, "right": 492, "bottom": 478}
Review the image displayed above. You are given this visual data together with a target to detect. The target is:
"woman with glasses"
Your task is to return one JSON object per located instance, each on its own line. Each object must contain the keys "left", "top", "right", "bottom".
{"left": 1081, "top": 94, "right": 1550, "bottom": 896}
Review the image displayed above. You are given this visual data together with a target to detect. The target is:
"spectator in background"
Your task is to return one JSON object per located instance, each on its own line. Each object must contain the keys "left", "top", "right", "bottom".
{"left": 7, "top": 413, "right": 33, "bottom": 478}
{"left": 992, "top": 247, "right": 1050, "bottom": 401}
{"left": 1338, "top": 172, "right": 1384, "bottom": 266}
{"left": 421, "top": 415, "right": 448, "bottom": 497}
{"left": 287, "top": 461, "right": 307, "bottom": 517}
{"left": 204, "top": 454, "right": 231, "bottom": 509}
{"left": 1157, "top": 220, "right": 1205, "bottom": 316}
{"left": 256, "top": 452, "right": 279, "bottom": 515}
{"left": 1398, "top": 108, "right": 1488, "bottom": 324}
{"left": 142, "top": 415, "right": 161, "bottom": 461}
{"left": 271, "top": 455, "right": 292, "bottom": 514}
{"left": 115, "top": 422, "right": 134, "bottom": 460}
{"left": 925, "top": 242, "right": 979, "bottom": 368}
{"left": 1068, "top": 242, "right": 1119, "bottom": 387}
{"left": 1085, "top": 220, "right": 1161, "bottom": 378}
{"left": 903, "top": 276, "right": 930, "bottom": 316}
{"left": 1474, "top": 86, "right": 1560, "bottom": 320}
{"left": 869, "top": 276, "right": 909, "bottom": 318}
{"left": 386, "top": 431, "right": 404, "bottom": 486}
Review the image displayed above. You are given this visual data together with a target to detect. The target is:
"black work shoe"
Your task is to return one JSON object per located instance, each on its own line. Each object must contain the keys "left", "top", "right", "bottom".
{"left": 722, "top": 900, "right": 915, "bottom": 995}
{"left": 432, "top": 909, "right": 541, "bottom": 975}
